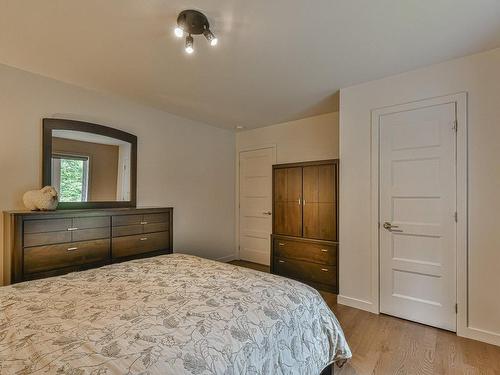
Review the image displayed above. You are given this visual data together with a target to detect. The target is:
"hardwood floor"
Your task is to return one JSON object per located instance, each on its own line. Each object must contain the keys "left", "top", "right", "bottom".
{"left": 229, "top": 259, "right": 270, "bottom": 273}
{"left": 229, "top": 260, "right": 500, "bottom": 375}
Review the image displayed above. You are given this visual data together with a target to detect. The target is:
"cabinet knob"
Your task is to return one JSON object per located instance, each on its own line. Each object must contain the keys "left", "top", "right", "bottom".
{"left": 278, "top": 260, "right": 285, "bottom": 263}
{"left": 67, "top": 247, "right": 78, "bottom": 251}
{"left": 278, "top": 242, "right": 285, "bottom": 246}
{"left": 67, "top": 227, "right": 78, "bottom": 231}
{"left": 320, "top": 268, "right": 329, "bottom": 272}
{"left": 321, "top": 249, "right": 328, "bottom": 253}
{"left": 140, "top": 221, "right": 148, "bottom": 225}
{"left": 140, "top": 237, "right": 148, "bottom": 241}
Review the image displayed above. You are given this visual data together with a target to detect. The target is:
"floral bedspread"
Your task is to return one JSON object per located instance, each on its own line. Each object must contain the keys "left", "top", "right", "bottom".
{"left": 0, "top": 254, "right": 351, "bottom": 374}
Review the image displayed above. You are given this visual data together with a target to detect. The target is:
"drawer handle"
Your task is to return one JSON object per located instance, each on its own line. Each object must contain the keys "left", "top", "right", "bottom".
{"left": 320, "top": 268, "right": 329, "bottom": 272}
{"left": 140, "top": 237, "right": 148, "bottom": 241}
{"left": 278, "top": 260, "right": 285, "bottom": 263}
{"left": 140, "top": 222, "right": 148, "bottom": 225}
{"left": 67, "top": 227, "right": 79, "bottom": 231}
{"left": 67, "top": 247, "right": 78, "bottom": 251}
{"left": 321, "top": 249, "right": 328, "bottom": 253}
{"left": 278, "top": 243, "right": 285, "bottom": 246}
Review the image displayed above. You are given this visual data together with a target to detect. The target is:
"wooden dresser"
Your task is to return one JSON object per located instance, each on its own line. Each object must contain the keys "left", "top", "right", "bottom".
{"left": 271, "top": 159, "right": 338, "bottom": 293}
{"left": 3, "top": 207, "right": 173, "bottom": 284}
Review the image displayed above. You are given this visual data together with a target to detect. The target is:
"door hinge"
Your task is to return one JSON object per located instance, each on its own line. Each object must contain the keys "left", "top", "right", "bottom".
{"left": 452, "top": 120, "right": 458, "bottom": 132}
{"left": 454, "top": 212, "right": 458, "bottom": 222}
{"left": 455, "top": 303, "right": 458, "bottom": 314}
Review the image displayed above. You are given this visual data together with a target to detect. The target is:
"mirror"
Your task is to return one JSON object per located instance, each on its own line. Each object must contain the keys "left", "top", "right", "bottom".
{"left": 43, "top": 119, "right": 137, "bottom": 209}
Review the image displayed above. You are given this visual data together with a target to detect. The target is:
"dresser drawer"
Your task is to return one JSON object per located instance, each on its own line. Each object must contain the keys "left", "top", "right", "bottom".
{"left": 24, "top": 231, "right": 72, "bottom": 247}
{"left": 112, "top": 224, "right": 143, "bottom": 237}
{"left": 112, "top": 214, "right": 143, "bottom": 227}
{"left": 274, "top": 257, "right": 336, "bottom": 287}
{"left": 274, "top": 238, "right": 337, "bottom": 265}
{"left": 111, "top": 212, "right": 170, "bottom": 237}
{"left": 143, "top": 222, "right": 169, "bottom": 234}
{"left": 24, "top": 218, "right": 72, "bottom": 234}
{"left": 112, "top": 231, "right": 170, "bottom": 259}
{"left": 73, "top": 216, "right": 110, "bottom": 229}
{"left": 112, "top": 223, "right": 169, "bottom": 237}
{"left": 24, "top": 239, "right": 110, "bottom": 274}
{"left": 143, "top": 213, "right": 169, "bottom": 224}
{"left": 72, "top": 227, "right": 110, "bottom": 242}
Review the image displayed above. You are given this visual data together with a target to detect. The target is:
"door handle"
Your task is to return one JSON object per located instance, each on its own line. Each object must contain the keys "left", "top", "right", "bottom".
{"left": 262, "top": 211, "right": 272, "bottom": 215}
{"left": 383, "top": 222, "right": 403, "bottom": 232}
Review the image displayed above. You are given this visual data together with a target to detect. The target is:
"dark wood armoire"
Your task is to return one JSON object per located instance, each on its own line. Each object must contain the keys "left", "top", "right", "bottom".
{"left": 271, "top": 159, "right": 338, "bottom": 293}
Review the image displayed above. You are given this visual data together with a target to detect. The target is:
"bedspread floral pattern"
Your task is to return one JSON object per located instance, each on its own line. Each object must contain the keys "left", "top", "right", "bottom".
{"left": 0, "top": 254, "right": 351, "bottom": 374}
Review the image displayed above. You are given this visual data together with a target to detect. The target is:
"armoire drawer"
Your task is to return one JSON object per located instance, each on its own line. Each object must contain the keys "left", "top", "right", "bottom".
{"left": 273, "top": 237, "right": 337, "bottom": 265}
{"left": 112, "top": 231, "right": 170, "bottom": 259}
{"left": 274, "top": 257, "right": 336, "bottom": 288}
{"left": 24, "top": 239, "right": 110, "bottom": 274}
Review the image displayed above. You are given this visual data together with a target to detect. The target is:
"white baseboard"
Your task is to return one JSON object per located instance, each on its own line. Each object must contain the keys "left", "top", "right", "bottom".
{"left": 459, "top": 326, "right": 500, "bottom": 347}
{"left": 216, "top": 254, "right": 239, "bottom": 263}
{"left": 337, "top": 295, "right": 377, "bottom": 313}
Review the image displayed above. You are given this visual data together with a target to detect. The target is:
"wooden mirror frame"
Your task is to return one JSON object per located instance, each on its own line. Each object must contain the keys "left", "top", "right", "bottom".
{"left": 42, "top": 118, "right": 137, "bottom": 209}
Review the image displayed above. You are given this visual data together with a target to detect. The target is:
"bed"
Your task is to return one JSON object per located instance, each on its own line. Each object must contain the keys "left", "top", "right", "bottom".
{"left": 0, "top": 254, "right": 351, "bottom": 374}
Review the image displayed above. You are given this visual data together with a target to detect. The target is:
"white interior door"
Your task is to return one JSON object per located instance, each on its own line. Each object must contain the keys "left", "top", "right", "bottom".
{"left": 239, "top": 147, "right": 276, "bottom": 265}
{"left": 379, "top": 102, "right": 457, "bottom": 331}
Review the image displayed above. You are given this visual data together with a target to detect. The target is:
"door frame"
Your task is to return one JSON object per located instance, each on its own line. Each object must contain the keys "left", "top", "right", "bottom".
{"left": 370, "top": 93, "right": 468, "bottom": 337}
{"left": 236, "top": 144, "right": 277, "bottom": 261}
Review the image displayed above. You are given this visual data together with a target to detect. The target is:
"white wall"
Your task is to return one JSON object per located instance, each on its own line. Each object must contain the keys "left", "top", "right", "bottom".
{"left": 0, "top": 63, "right": 236, "bottom": 285}
{"left": 340, "top": 47, "right": 500, "bottom": 345}
{"left": 236, "top": 112, "right": 339, "bottom": 163}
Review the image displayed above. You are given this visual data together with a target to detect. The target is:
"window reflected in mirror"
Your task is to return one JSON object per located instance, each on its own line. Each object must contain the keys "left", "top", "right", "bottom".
{"left": 51, "top": 130, "right": 131, "bottom": 203}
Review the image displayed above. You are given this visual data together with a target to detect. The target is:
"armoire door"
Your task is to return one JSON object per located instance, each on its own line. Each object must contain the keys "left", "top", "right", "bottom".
{"left": 274, "top": 167, "right": 302, "bottom": 236}
{"left": 303, "top": 164, "right": 336, "bottom": 240}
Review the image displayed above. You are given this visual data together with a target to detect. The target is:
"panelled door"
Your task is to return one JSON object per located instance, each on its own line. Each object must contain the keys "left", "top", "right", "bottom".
{"left": 239, "top": 147, "right": 276, "bottom": 265}
{"left": 379, "top": 102, "right": 457, "bottom": 331}
{"left": 303, "top": 164, "right": 337, "bottom": 241}
{"left": 274, "top": 167, "right": 302, "bottom": 237}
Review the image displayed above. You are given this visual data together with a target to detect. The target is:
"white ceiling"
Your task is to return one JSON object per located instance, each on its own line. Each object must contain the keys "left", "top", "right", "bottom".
{"left": 1, "top": 1, "right": 500, "bottom": 129}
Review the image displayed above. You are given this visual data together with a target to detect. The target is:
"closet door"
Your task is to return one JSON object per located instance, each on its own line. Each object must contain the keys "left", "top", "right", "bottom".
{"left": 274, "top": 167, "right": 302, "bottom": 236}
{"left": 303, "top": 163, "right": 336, "bottom": 240}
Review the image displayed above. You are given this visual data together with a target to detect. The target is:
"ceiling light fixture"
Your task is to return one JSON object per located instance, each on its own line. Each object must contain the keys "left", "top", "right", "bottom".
{"left": 175, "top": 9, "right": 218, "bottom": 54}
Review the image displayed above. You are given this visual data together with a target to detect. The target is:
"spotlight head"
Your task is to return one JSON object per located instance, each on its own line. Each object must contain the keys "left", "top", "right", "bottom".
{"left": 185, "top": 35, "right": 194, "bottom": 54}
{"left": 174, "top": 26, "right": 184, "bottom": 38}
{"left": 203, "top": 29, "right": 218, "bottom": 47}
